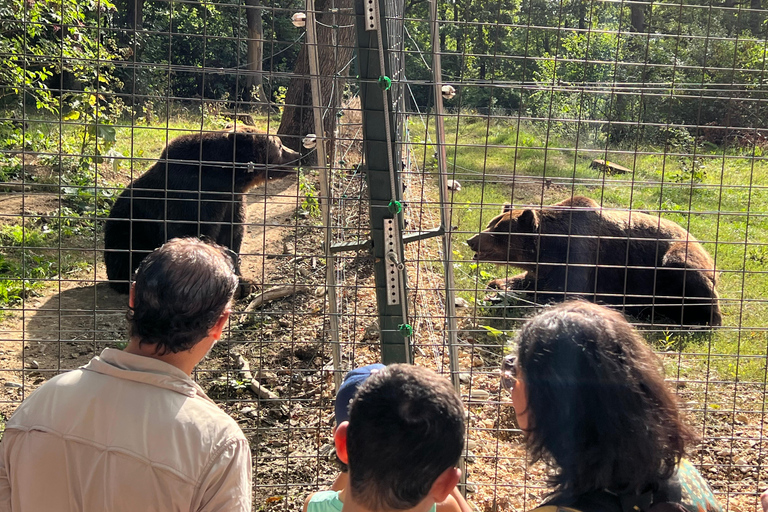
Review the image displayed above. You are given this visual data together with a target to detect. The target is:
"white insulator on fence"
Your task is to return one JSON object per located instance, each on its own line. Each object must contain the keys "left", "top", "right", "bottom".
{"left": 302, "top": 133, "right": 317, "bottom": 149}
{"left": 447, "top": 179, "right": 461, "bottom": 192}
{"left": 441, "top": 84, "right": 456, "bottom": 100}
{"left": 291, "top": 12, "right": 307, "bottom": 27}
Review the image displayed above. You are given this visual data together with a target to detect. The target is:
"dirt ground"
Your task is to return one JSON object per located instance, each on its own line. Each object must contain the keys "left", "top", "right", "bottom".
{"left": 1, "top": 135, "right": 766, "bottom": 512}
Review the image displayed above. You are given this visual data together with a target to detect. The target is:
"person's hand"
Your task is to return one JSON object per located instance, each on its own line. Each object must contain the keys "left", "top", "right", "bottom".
{"left": 760, "top": 488, "right": 768, "bottom": 512}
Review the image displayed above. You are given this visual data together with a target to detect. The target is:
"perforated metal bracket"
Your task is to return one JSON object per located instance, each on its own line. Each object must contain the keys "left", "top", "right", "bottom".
{"left": 364, "top": 0, "right": 378, "bottom": 30}
{"left": 384, "top": 218, "right": 402, "bottom": 305}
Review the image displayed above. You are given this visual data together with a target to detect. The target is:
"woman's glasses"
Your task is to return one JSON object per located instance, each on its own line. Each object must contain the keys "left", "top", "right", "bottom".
{"left": 501, "top": 354, "right": 517, "bottom": 393}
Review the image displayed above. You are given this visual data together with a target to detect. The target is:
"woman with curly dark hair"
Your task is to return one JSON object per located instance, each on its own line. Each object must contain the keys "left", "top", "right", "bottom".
{"left": 503, "top": 301, "right": 722, "bottom": 512}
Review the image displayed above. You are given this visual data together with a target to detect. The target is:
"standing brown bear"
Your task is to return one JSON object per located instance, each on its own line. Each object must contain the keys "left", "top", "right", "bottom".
{"left": 467, "top": 196, "right": 722, "bottom": 326}
{"left": 104, "top": 127, "right": 300, "bottom": 293}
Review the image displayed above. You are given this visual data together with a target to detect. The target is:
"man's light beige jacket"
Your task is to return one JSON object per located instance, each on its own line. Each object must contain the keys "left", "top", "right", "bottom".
{"left": 0, "top": 348, "right": 252, "bottom": 512}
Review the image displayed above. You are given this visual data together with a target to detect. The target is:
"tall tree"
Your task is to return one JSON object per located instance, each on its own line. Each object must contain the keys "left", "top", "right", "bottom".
{"left": 245, "top": 0, "right": 269, "bottom": 108}
{"left": 749, "top": 0, "right": 765, "bottom": 38}
{"left": 630, "top": 1, "right": 645, "bottom": 33}
{"left": 125, "top": 0, "right": 145, "bottom": 30}
{"left": 277, "top": 0, "right": 355, "bottom": 155}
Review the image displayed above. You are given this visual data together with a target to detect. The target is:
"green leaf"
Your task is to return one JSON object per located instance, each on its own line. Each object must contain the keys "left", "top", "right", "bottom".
{"left": 97, "top": 125, "right": 116, "bottom": 142}
{"left": 479, "top": 325, "right": 505, "bottom": 338}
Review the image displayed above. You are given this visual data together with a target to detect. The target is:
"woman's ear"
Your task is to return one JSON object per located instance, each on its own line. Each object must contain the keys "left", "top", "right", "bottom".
{"left": 334, "top": 421, "right": 350, "bottom": 464}
{"left": 129, "top": 282, "right": 136, "bottom": 308}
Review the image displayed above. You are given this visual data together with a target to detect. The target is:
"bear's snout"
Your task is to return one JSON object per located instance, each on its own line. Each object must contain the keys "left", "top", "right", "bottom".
{"left": 280, "top": 146, "right": 300, "bottom": 165}
{"left": 467, "top": 234, "right": 480, "bottom": 252}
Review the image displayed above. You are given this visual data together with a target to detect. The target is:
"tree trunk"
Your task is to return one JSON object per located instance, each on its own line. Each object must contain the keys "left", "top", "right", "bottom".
{"left": 630, "top": 2, "right": 644, "bottom": 33}
{"left": 749, "top": 0, "right": 764, "bottom": 37}
{"left": 606, "top": 0, "right": 645, "bottom": 142}
{"left": 125, "top": 0, "right": 145, "bottom": 30}
{"left": 121, "top": 0, "right": 145, "bottom": 103}
{"left": 245, "top": 0, "right": 269, "bottom": 109}
{"left": 722, "top": 0, "right": 737, "bottom": 36}
{"left": 277, "top": 0, "right": 355, "bottom": 158}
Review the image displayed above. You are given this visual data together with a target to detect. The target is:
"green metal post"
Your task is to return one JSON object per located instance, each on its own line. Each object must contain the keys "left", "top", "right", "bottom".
{"left": 353, "top": 0, "right": 411, "bottom": 364}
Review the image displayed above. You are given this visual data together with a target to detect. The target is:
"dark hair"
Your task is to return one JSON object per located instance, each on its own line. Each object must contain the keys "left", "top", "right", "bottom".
{"left": 346, "top": 364, "right": 465, "bottom": 511}
{"left": 516, "top": 301, "right": 696, "bottom": 498}
{"left": 127, "top": 238, "right": 239, "bottom": 355}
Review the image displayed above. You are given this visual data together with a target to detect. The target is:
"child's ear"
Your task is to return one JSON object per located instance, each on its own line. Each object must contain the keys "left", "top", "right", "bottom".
{"left": 429, "top": 467, "right": 461, "bottom": 503}
{"left": 334, "top": 421, "right": 350, "bottom": 464}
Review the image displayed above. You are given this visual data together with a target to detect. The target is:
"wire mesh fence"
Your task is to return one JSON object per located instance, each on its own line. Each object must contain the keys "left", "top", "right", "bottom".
{"left": 1, "top": 0, "right": 767, "bottom": 510}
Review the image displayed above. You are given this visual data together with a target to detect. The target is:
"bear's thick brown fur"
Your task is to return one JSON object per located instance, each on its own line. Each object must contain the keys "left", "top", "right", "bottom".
{"left": 467, "top": 196, "right": 722, "bottom": 326}
{"left": 104, "top": 127, "right": 300, "bottom": 293}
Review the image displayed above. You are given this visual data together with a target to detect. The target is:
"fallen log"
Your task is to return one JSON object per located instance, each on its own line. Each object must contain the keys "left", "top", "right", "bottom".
{"left": 237, "top": 354, "right": 279, "bottom": 400}
{"left": 243, "top": 284, "right": 312, "bottom": 314}
{"left": 590, "top": 159, "right": 631, "bottom": 174}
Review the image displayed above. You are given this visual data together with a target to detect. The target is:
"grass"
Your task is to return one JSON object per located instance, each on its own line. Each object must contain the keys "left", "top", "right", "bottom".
{"left": 414, "top": 115, "right": 768, "bottom": 384}
{"left": 0, "top": 223, "right": 94, "bottom": 314}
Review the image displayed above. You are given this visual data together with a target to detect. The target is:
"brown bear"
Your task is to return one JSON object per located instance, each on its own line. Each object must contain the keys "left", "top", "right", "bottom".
{"left": 104, "top": 127, "right": 300, "bottom": 293}
{"left": 467, "top": 196, "right": 722, "bottom": 326}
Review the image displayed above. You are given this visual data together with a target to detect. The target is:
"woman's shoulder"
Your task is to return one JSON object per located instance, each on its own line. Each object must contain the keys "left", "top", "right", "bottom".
{"left": 657, "top": 459, "right": 722, "bottom": 512}
{"left": 531, "top": 460, "right": 722, "bottom": 512}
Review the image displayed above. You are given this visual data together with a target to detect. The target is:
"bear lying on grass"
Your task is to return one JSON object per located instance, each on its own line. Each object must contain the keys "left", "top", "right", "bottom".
{"left": 104, "top": 126, "right": 300, "bottom": 293}
{"left": 467, "top": 196, "right": 722, "bottom": 326}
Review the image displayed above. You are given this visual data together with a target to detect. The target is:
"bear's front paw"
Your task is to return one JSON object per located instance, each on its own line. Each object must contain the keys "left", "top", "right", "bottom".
{"left": 236, "top": 279, "right": 260, "bottom": 299}
{"left": 487, "top": 278, "right": 511, "bottom": 291}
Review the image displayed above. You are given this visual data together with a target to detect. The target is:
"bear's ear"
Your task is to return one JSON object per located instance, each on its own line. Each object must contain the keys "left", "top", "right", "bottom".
{"left": 501, "top": 204, "right": 514, "bottom": 214}
{"left": 518, "top": 209, "right": 539, "bottom": 231}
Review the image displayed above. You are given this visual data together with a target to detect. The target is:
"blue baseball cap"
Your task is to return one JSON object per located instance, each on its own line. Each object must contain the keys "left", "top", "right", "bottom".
{"left": 334, "top": 364, "right": 386, "bottom": 424}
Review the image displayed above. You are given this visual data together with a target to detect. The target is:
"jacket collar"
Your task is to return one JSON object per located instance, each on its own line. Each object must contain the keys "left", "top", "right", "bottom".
{"left": 82, "top": 348, "right": 214, "bottom": 403}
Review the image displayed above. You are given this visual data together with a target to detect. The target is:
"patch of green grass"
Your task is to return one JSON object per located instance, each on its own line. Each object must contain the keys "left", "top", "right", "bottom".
{"left": 0, "top": 223, "right": 94, "bottom": 314}
{"left": 426, "top": 116, "right": 768, "bottom": 383}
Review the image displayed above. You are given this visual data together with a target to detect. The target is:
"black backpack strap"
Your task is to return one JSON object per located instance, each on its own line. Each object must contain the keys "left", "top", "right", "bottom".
{"left": 619, "top": 491, "right": 654, "bottom": 512}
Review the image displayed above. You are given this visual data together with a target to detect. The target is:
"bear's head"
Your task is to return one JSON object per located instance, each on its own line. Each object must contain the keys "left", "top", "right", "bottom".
{"left": 228, "top": 131, "right": 300, "bottom": 186}
{"left": 467, "top": 204, "right": 540, "bottom": 268}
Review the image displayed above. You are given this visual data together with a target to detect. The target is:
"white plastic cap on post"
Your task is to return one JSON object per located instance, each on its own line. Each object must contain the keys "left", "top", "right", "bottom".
{"left": 441, "top": 84, "right": 456, "bottom": 100}
{"left": 292, "top": 12, "right": 307, "bottom": 27}
{"left": 302, "top": 133, "right": 318, "bottom": 149}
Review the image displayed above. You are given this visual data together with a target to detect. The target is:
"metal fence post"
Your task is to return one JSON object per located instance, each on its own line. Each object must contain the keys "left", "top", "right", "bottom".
{"left": 353, "top": 0, "right": 411, "bottom": 364}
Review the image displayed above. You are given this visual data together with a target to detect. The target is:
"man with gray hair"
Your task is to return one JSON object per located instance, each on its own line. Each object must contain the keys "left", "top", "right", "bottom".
{"left": 0, "top": 238, "right": 251, "bottom": 512}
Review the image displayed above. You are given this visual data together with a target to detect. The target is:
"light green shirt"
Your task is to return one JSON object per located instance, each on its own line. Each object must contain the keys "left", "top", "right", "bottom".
{"left": 307, "top": 490, "right": 438, "bottom": 512}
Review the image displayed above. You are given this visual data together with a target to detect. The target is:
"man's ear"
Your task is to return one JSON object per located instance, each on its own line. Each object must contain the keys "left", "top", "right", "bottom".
{"left": 334, "top": 421, "right": 350, "bottom": 464}
{"left": 209, "top": 310, "right": 231, "bottom": 341}
{"left": 429, "top": 467, "right": 461, "bottom": 503}
{"left": 129, "top": 283, "right": 136, "bottom": 308}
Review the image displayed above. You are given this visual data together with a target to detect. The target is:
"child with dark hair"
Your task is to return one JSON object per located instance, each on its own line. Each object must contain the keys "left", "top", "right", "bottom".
{"left": 305, "top": 364, "right": 470, "bottom": 512}
{"left": 328, "top": 364, "right": 386, "bottom": 490}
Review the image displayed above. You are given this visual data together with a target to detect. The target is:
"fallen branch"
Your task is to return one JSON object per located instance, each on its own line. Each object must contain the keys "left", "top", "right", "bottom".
{"left": 243, "top": 284, "right": 311, "bottom": 314}
{"left": 237, "top": 354, "right": 279, "bottom": 400}
{"left": 0, "top": 183, "right": 31, "bottom": 192}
